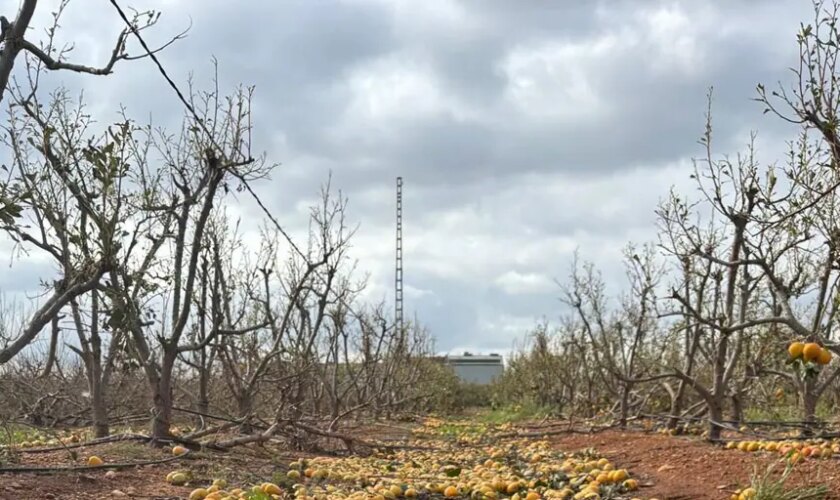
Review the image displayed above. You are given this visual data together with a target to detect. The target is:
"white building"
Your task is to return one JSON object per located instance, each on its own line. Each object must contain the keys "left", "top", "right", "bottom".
{"left": 444, "top": 354, "right": 504, "bottom": 385}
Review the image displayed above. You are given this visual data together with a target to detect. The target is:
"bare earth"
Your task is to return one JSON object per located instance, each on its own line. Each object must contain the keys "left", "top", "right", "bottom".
{"left": 553, "top": 430, "right": 840, "bottom": 500}
{"left": 3, "top": 427, "right": 840, "bottom": 499}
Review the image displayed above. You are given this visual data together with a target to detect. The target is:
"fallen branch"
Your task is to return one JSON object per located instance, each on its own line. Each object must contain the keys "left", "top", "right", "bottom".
{"left": 184, "top": 420, "right": 242, "bottom": 441}
{"left": 13, "top": 433, "right": 150, "bottom": 453}
{"left": 212, "top": 421, "right": 280, "bottom": 449}
{"left": 0, "top": 450, "right": 190, "bottom": 473}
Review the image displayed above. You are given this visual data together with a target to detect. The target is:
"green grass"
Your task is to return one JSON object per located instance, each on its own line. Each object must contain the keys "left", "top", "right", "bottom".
{"left": 0, "top": 424, "right": 42, "bottom": 445}
{"left": 477, "top": 402, "right": 551, "bottom": 425}
{"left": 744, "top": 402, "right": 833, "bottom": 423}
{"left": 745, "top": 461, "right": 827, "bottom": 500}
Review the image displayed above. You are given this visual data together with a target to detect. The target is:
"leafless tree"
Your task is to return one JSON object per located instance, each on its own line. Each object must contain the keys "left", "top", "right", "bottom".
{"left": 0, "top": 0, "right": 184, "bottom": 104}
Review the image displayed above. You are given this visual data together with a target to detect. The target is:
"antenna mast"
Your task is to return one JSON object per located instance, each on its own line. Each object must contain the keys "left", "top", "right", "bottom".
{"left": 395, "top": 176, "right": 404, "bottom": 335}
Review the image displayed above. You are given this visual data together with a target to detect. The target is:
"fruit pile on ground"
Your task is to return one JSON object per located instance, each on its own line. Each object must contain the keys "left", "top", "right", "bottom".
{"left": 725, "top": 438, "right": 837, "bottom": 463}
{"left": 170, "top": 419, "right": 642, "bottom": 500}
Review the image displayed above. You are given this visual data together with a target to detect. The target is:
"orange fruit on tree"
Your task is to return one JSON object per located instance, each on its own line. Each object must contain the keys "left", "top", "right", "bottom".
{"left": 789, "top": 342, "right": 805, "bottom": 359}
{"left": 803, "top": 343, "right": 822, "bottom": 362}
{"left": 817, "top": 348, "right": 833, "bottom": 365}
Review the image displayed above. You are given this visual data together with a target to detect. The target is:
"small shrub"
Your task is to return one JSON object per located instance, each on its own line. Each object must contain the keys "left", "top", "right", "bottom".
{"left": 741, "top": 461, "right": 827, "bottom": 500}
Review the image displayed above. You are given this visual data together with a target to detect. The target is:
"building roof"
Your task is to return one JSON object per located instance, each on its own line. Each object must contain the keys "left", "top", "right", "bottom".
{"left": 445, "top": 355, "right": 504, "bottom": 364}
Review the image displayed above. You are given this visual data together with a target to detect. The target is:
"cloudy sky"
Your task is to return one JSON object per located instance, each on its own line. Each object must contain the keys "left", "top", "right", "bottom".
{"left": 3, "top": 0, "right": 816, "bottom": 354}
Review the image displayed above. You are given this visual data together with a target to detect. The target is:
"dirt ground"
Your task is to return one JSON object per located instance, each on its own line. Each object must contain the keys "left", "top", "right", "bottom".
{"left": 553, "top": 430, "right": 840, "bottom": 500}
{"left": 0, "top": 438, "right": 301, "bottom": 500}
{"left": 2, "top": 425, "right": 840, "bottom": 499}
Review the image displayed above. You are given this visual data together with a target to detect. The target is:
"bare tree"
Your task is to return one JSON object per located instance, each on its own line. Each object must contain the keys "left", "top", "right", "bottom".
{"left": 0, "top": 0, "right": 184, "bottom": 104}
{"left": 100, "top": 83, "right": 269, "bottom": 440}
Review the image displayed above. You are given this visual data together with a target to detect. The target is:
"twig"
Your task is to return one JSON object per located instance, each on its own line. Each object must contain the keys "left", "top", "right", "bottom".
{"left": 0, "top": 450, "right": 190, "bottom": 473}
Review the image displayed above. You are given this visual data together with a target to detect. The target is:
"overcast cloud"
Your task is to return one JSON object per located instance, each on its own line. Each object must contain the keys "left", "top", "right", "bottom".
{"left": 2, "top": 0, "right": 816, "bottom": 354}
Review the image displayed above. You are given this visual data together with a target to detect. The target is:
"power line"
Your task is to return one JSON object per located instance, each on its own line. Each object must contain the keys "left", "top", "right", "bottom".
{"left": 108, "top": 0, "right": 306, "bottom": 260}
{"left": 108, "top": 0, "right": 216, "bottom": 147}
{"left": 108, "top": 0, "right": 398, "bottom": 337}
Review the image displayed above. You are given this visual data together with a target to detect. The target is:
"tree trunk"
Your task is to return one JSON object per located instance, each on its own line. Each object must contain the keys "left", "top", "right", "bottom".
{"left": 707, "top": 400, "right": 724, "bottom": 441}
{"left": 667, "top": 380, "right": 687, "bottom": 430}
{"left": 619, "top": 383, "right": 631, "bottom": 428}
{"left": 237, "top": 392, "right": 254, "bottom": 434}
{"left": 151, "top": 352, "right": 176, "bottom": 440}
{"left": 197, "top": 363, "right": 210, "bottom": 427}
{"left": 730, "top": 392, "right": 744, "bottom": 428}
{"left": 89, "top": 362, "right": 109, "bottom": 438}
{"left": 802, "top": 379, "right": 818, "bottom": 438}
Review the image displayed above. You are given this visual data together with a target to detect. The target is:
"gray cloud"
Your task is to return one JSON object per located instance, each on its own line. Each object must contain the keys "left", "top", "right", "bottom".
{"left": 0, "top": 0, "right": 821, "bottom": 353}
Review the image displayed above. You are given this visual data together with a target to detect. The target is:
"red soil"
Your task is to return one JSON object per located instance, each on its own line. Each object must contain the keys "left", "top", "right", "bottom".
{"left": 3, "top": 426, "right": 840, "bottom": 499}
{"left": 552, "top": 429, "right": 840, "bottom": 499}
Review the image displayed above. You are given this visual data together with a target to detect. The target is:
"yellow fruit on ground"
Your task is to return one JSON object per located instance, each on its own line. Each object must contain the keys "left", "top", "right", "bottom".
{"left": 212, "top": 479, "right": 227, "bottom": 489}
{"left": 818, "top": 348, "right": 833, "bottom": 365}
{"left": 87, "top": 456, "right": 104, "bottom": 466}
{"left": 803, "top": 343, "right": 822, "bottom": 362}
{"left": 169, "top": 472, "right": 188, "bottom": 485}
{"left": 172, "top": 445, "right": 188, "bottom": 456}
{"left": 789, "top": 342, "right": 805, "bottom": 359}
{"left": 405, "top": 488, "right": 418, "bottom": 497}
{"left": 526, "top": 492, "right": 541, "bottom": 500}
{"left": 262, "top": 483, "right": 282, "bottom": 495}
{"left": 610, "top": 469, "right": 629, "bottom": 482}
{"left": 507, "top": 481, "right": 522, "bottom": 494}
{"left": 287, "top": 470, "right": 302, "bottom": 480}
{"left": 189, "top": 489, "right": 209, "bottom": 500}
{"left": 623, "top": 479, "right": 639, "bottom": 491}
{"left": 747, "top": 442, "right": 759, "bottom": 452}
{"left": 444, "top": 485, "right": 459, "bottom": 497}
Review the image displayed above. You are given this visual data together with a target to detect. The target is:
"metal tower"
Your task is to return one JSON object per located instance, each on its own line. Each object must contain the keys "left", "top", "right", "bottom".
{"left": 395, "top": 177, "right": 404, "bottom": 335}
